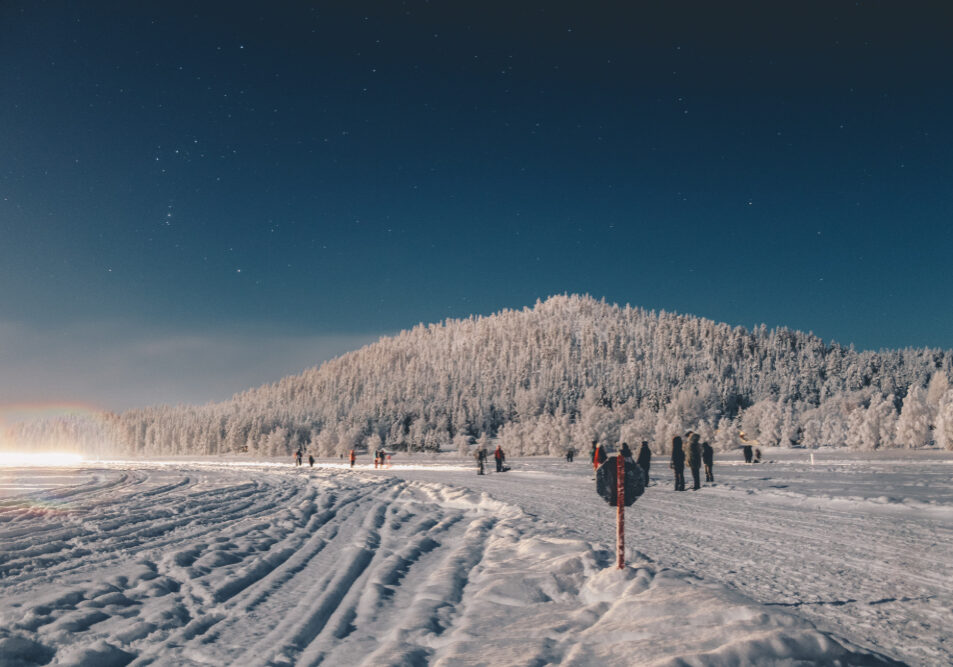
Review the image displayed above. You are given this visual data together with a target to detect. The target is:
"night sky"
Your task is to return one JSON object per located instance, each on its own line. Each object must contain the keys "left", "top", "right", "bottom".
{"left": 2, "top": 2, "right": 952, "bottom": 412}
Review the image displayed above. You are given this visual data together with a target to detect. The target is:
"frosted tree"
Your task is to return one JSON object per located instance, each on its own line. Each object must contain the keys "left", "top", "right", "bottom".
{"left": 694, "top": 419, "right": 715, "bottom": 445}
{"left": 498, "top": 421, "right": 526, "bottom": 455}
{"left": 895, "top": 385, "right": 931, "bottom": 449}
{"left": 652, "top": 406, "right": 686, "bottom": 454}
{"left": 579, "top": 403, "right": 621, "bottom": 450}
{"left": 265, "top": 427, "right": 290, "bottom": 456}
{"left": 926, "top": 372, "right": 950, "bottom": 416}
{"left": 757, "top": 401, "right": 782, "bottom": 447}
{"left": 845, "top": 408, "right": 866, "bottom": 450}
{"left": 316, "top": 426, "right": 338, "bottom": 457}
{"left": 549, "top": 410, "right": 573, "bottom": 456}
{"left": 340, "top": 425, "right": 364, "bottom": 457}
{"left": 871, "top": 395, "right": 898, "bottom": 449}
{"left": 799, "top": 410, "right": 823, "bottom": 449}
{"left": 453, "top": 433, "right": 472, "bottom": 457}
{"left": 933, "top": 389, "right": 953, "bottom": 450}
{"left": 778, "top": 407, "right": 799, "bottom": 447}
{"left": 387, "top": 420, "right": 407, "bottom": 449}
{"left": 819, "top": 394, "right": 852, "bottom": 447}
{"left": 306, "top": 428, "right": 320, "bottom": 454}
{"left": 844, "top": 395, "right": 896, "bottom": 450}
{"left": 366, "top": 432, "right": 383, "bottom": 453}
{"left": 620, "top": 408, "right": 656, "bottom": 447}
{"left": 713, "top": 417, "right": 740, "bottom": 452}
{"left": 739, "top": 402, "right": 764, "bottom": 443}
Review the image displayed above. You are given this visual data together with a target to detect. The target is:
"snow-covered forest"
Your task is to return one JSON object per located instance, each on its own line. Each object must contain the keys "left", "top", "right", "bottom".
{"left": 7, "top": 295, "right": 953, "bottom": 457}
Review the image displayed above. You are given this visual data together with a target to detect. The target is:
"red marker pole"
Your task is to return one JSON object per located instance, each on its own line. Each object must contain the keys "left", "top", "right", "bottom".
{"left": 616, "top": 454, "right": 625, "bottom": 569}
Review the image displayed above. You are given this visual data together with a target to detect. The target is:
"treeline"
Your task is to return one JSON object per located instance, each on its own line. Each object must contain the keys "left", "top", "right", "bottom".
{"left": 7, "top": 295, "right": 953, "bottom": 457}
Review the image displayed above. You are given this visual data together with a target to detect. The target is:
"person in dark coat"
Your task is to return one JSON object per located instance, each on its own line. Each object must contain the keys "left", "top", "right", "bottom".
{"left": 295, "top": 449, "right": 303, "bottom": 466}
{"left": 702, "top": 441, "right": 714, "bottom": 482}
{"left": 743, "top": 444, "right": 753, "bottom": 463}
{"left": 475, "top": 447, "right": 487, "bottom": 475}
{"left": 636, "top": 441, "right": 652, "bottom": 484}
{"left": 565, "top": 447, "right": 574, "bottom": 463}
{"left": 686, "top": 433, "right": 703, "bottom": 490}
{"left": 669, "top": 436, "right": 685, "bottom": 491}
{"left": 620, "top": 442, "right": 633, "bottom": 459}
{"left": 494, "top": 445, "right": 505, "bottom": 472}
{"left": 754, "top": 447, "right": 762, "bottom": 463}
{"left": 308, "top": 454, "right": 315, "bottom": 467}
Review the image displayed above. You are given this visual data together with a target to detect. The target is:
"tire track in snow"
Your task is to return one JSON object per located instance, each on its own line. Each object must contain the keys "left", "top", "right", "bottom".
{"left": 0, "top": 468, "right": 313, "bottom": 583}
{"left": 223, "top": 479, "right": 477, "bottom": 666}
{"left": 386, "top": 462, "right": 952, "bottom": 666}
{"left": 0, "top": 461, "right": 911, "bottom": 666}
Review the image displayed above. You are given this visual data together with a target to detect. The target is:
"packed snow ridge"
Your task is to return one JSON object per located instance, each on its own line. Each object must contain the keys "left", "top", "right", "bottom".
{"left": 3, "top": 449, "right": 947, "bottom": 665}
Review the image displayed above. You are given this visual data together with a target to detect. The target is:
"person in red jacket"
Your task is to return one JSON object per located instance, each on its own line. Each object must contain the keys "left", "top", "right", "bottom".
{"left": 494, "top": 445, "right": 505, "bottom": 472}
{"left": 591, "top": 440, "right": 606, "bottom": 473}
{"left": 349, "top": 449, "right": 355, "bottom": 468}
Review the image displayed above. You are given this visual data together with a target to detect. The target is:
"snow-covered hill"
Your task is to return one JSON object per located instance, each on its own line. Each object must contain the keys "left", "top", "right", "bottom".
{"left": 3, "top": 450, "right": 948, "bottom": 665}
{"left": 9, "top": 295, "right": 953, "bottom": 459}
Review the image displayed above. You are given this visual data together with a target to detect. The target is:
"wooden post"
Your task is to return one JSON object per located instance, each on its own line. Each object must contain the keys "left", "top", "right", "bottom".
{"left": 616, "top": 453, "right": 625, "bottom": 569}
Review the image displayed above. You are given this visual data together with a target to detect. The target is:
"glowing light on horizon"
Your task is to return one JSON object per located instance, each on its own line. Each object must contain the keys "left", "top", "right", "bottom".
{"left": 0, "top": 402, "right": 109, "bottom": 426}
{"left": 0, "top": 452, "right": 85, "bottom": 466}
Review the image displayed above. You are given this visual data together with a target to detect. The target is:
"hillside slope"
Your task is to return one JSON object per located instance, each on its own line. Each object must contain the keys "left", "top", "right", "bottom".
{"left": 8, "top": 295, "right": 952, "bottom": 456}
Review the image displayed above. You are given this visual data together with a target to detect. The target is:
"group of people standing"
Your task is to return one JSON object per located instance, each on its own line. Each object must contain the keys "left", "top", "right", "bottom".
{"left": 742, "top": 444, "right": 762, "bottom": 464}
{"left": 300, "top": 449, "right": 391, "bottom": 468}
{"left": 588, "top": 440, "right": 653, "bottom": 481}
{"left": 586, "top": 436, "right": 716, "bottom": 492}
{"left": 474, "top": 444, "right": 507, "bottom": 474}
{"left": 668, "top": 433, "right": 714, "bottom": 490}
{"left": 294, "top": 449, "right": 315, "bottom": 467}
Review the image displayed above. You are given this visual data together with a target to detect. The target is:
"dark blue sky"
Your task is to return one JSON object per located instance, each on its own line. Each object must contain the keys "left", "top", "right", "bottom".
{"left": 2, "top": 1, "right": 952, "bottom": 411}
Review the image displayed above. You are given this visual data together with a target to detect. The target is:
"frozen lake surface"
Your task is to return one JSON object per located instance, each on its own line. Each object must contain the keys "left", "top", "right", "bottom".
{"left": 1, "top": 448, "right": 950, "bottom": 665}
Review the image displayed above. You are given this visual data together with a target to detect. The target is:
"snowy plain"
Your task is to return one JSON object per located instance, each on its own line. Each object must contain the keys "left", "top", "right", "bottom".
{"left": 1, "top": 449, "right": 950, "bottom": 666}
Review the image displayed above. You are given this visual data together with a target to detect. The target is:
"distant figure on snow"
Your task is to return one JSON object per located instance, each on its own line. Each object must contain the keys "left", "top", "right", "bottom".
{"left": 475, "top": 447, "right": 487, "bottom": 475}
{"left": 686, "top": 433, "right": 703, "bottom": 490}
{"left": 349, "top": 449, "right": 356, "bottom": 468}
{"left": 620, "top": 442, "right": 633, "bottom": 459}
{"left": 294, "top": 449, "right": 302, "bottom": 466}
{"left": 494, "top": 445, "right": 506, "bottom": 472}
{"left": 754, "top": 447, "right": 762, "bottom": 463}
{"left": 308, "top": 454, "right": 315, "bottom": 467}
{"left": 742, "top": 444, "right": 753, "bottom": 464}
{"left": 702, "top": 441, "right": 714, "bottom": 482}
{"left": 636, "top": 441, "right": 652, "bottom": 483}
{"left": 670, "top": 436, "right": 685, "bottom": 491}
{"left": 565, "top": 447, "right": 574, "bottom": 463}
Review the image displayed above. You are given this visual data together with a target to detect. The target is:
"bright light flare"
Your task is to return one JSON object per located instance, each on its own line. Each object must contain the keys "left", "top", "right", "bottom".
{"left": 0, "top": 452, "right": 84, "bottom": 466}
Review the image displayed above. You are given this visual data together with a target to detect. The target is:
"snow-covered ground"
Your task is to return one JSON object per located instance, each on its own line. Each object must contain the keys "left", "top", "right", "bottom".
{"left": 1, "top": 449, "right": 949, "bottom": 665}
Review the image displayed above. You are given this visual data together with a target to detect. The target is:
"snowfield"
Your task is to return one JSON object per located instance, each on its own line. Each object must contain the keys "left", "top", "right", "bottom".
{"left": 1, "top": 450, "right": 950, "bottom": 666}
